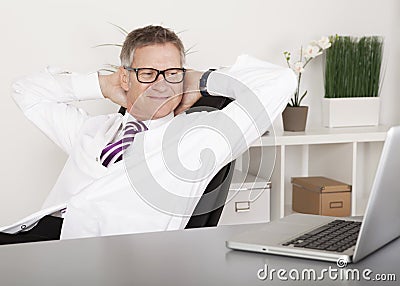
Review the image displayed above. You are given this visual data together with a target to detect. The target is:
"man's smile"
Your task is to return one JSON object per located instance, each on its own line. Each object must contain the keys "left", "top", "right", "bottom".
{"left": 148, "top": 95, "right": 171, "bottom": 100}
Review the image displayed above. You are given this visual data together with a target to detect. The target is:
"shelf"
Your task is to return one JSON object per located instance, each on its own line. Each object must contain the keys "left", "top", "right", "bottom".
{"left": 252, "top": 125, "right": 389, "bottom": 147}
{"left": 244, "top": 125, "right": 388, "bottom": 220}
{"left": 285, "top": 204, "right": 296, "bottom": 216}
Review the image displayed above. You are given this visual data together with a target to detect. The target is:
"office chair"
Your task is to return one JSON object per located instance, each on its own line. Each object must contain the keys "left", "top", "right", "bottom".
{"left": 183, "top": 96, "right": 236, "bottom": 228}
{"left": 118, "top": 95, "right": 235, "bottom": 228}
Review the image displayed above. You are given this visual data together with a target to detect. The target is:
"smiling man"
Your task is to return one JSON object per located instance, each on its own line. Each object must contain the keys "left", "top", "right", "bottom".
{"left": 1, "top": 25, "right": 296, "bottom": 242}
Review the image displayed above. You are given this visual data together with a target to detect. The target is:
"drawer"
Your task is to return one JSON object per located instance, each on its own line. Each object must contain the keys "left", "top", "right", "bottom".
{"left": 219, "top": 187, "right": 270, "bottom": 225}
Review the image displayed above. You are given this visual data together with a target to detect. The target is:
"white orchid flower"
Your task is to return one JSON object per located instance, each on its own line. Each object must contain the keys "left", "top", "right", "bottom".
{"left": 282, "top": 36, "right": 331, "bottom": 107}
{"left": 304, "top": 45, "right": 322, "bottom": 58}
{"left": 317, "top": 36, "right": 332, "bottom": 50}
{"left": 292, "top": 61, "right": 305, "bottom": 74}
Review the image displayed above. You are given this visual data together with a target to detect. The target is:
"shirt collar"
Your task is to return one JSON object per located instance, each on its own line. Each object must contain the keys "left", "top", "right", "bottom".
{"left": 121, "top": 111, "right": 174, "bottom": 131}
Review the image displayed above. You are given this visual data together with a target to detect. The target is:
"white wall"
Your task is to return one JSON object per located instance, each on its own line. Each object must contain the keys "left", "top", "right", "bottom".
{"left": 1, "top": 0, "right": 399, "bottom": 225}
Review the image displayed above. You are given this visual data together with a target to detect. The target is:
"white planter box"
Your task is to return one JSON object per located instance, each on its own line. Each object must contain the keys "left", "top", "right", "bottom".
{"left": 322, "top": 97, "right": 380, "bottom": 128}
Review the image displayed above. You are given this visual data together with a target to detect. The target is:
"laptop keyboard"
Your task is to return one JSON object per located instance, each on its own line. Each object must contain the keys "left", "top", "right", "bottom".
{"left": 282, "top": 220, "right": 362, "bottom": 252}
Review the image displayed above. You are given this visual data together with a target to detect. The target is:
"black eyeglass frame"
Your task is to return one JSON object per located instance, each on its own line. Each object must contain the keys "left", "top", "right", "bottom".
{"left": 123, "top": 66, "right": 186, "bottom": 84}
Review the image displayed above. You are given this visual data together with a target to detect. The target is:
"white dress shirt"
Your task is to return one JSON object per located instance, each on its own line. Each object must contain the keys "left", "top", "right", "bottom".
{"left": 5, "top": 55, "right": 296, "bottom": 239}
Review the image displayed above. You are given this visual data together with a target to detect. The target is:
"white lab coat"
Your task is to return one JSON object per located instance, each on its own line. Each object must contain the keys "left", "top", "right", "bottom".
{"left": 1, "top": 55, "right": 296, "bottom": 239}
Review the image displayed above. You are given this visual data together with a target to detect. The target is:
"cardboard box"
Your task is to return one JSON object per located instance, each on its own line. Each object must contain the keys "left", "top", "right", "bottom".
{"left": 292, "top": 176, "right": 351, "bottom": 217}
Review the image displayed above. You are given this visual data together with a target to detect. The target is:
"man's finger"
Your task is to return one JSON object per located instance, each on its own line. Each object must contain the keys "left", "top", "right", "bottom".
{"left": 174, "top": 104, "right": 189, "bottom": 116}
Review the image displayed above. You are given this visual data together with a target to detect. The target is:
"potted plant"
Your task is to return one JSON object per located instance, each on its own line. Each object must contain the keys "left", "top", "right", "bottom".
{"left": 282, "top": 37, "right": 331, "bottom": 131}
{"left": 323, "top": 35, "right": 384, "bottom": 127}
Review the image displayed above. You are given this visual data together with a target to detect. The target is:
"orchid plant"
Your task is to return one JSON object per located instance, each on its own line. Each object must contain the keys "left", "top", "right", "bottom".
{"left": 283, "top": 36, "right": 331, "bottom": 107}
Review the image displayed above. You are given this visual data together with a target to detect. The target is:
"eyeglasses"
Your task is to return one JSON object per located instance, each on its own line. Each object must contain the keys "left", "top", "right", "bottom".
{"left": 123, "top": 67, "right": 186, "bottom": 84}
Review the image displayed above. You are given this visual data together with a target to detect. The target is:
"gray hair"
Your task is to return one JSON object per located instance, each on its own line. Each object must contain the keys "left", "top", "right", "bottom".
{"left": 120, "top": 25, "right": 185, "bottom": 67}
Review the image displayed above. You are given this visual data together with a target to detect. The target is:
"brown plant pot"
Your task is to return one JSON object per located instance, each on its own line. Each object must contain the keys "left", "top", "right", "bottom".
{"left": 282, "top": 106, "right": 309, "bottom": 132}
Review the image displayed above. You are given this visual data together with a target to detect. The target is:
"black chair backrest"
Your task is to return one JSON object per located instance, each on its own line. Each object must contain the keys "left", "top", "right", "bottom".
{"left": 184, "top": 96, "right": 235, "bottom": 228}
{"left": 118, "top": 95, "right": 235, "bottom": 228}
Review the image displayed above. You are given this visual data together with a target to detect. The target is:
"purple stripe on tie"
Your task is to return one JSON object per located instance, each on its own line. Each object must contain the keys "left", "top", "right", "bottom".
{"left": 100, "top": 120, "right": 147, "bottom": 167}
{"left": 132, "top": 121, "right": 145, "bottom": 131}
{"left": 126, "top": 121, "right": 141, "bottom": 129}
{"left": 121, "top": 134, "right": 136, "bottom": 141}
{"left": 124, "top": 124, "right": 138, "bottom": 130}
{"left": 123, "top": 124, "right": 139, "bottom": 135}
{"left": 138, "top": 121, "right": 148, "bottom": 131}
{"left": 109, "top": 142, "right": 131, "bottom": 165}
{"left": 102, "top": 139, "right": 133, "bottom": 167}
{"left": 100, "top": 137, "right": 133, "bottom": 161}
{"left": 114, "top": 154, "right": 123, "bottom": 164}
{"left": 100, "top": 138, "right": 123, "bottom": 157}
{"left": 102, "top": 143, "right": 125, "bottom": 167}
{"left": 124, "top": 128, "right": 141, "bottom": 136}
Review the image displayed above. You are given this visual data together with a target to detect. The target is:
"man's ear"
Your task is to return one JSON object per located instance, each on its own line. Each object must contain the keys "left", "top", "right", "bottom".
{"left": 119, "top": 66, "right": 130, "bottom": 91}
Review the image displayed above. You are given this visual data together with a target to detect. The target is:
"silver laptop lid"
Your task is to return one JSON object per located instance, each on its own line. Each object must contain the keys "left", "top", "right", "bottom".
{"left": 353, "top": 126, "right": 400, "bottom": 262}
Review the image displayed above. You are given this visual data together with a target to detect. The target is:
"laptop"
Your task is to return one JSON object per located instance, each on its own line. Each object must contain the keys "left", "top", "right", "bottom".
{"left": 226, "top": 126, "right": 400, "bottom": 263}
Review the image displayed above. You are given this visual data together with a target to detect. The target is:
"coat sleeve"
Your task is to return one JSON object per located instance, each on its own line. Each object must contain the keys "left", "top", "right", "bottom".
{"left": 203, "top": 55, "right": 297, "bottom": 163}
{"left": 12, "top": 66, "right": 105, "bottom": 154}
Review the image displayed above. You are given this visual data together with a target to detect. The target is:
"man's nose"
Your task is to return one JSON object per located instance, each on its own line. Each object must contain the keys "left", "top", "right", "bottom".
{"left": 154, "top": 72, "right": 165, "bottom": 83}
{"left": 151, "top": 74, "right": 169, "bottom": 91}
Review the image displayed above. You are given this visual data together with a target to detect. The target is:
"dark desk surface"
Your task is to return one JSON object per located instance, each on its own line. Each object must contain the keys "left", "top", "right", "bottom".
{"left": 0, "top": 223, "right": 398, "bottom": 286}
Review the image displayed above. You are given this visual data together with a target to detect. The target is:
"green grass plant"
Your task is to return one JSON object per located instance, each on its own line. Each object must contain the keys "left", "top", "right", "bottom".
{"left": 324, "top": 36, "right": 383, "bottom": 98}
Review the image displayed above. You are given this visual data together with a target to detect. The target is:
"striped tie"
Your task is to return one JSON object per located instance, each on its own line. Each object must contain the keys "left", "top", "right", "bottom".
{"left": 100, "top": 121, "right": 148, "bottom": 167}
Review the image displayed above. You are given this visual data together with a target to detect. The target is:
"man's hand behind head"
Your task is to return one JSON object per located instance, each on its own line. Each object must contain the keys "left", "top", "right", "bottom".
{"left": 174, "top": 70, "right": 203, "bottom": 115}
{"left": 99, "top": 68, "right": 129, "bottom": 108}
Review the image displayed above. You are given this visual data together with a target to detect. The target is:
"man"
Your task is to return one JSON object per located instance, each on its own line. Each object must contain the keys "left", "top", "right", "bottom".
{"left": 2, "top": 25, "right": 296, "bottom": 241}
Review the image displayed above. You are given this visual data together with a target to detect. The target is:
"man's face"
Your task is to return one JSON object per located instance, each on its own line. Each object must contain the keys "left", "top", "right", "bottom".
{"left": 121, "top": 43, "right": 184, "bottom": 120}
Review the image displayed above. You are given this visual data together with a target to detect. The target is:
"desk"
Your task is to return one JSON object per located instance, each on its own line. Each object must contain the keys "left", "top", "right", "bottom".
{"left": 0, "top": 223, "right": 398, "bottom": 286}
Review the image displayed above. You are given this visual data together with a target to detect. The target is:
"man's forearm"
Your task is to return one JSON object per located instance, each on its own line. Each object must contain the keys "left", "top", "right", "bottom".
{"left": 207, "top": 55, "right": 296, "bottom": 121}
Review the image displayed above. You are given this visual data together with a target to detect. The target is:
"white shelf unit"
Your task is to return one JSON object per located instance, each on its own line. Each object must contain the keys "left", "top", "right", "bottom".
{"left": 239, "top": 125, "right": 389, "bottom": 221}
